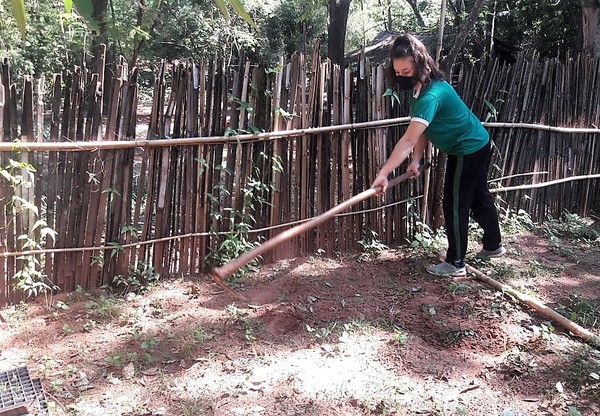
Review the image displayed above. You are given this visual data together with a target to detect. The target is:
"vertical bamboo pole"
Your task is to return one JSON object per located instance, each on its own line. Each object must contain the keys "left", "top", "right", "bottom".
{"left": 68, "top": 69, "right": 91, "bottom": 292}
{"left": 0, "top": 82, "right": 5, "bottom": 305}
{"left": 44, "top": 74, "right": 62, "bottom": 287}
{"left": 269, "top": 57, "right": 284, "bottom": 260}
{"left": 315, "top": 60, "right": 327, "bottom": 252}
{"left": 116, "top": 67, "right": 137, "bottom": 277}
{"left": 195, "top": 61, "right": 209, "bottom": 271}
{"left": 79, "top": 74, "right": 102, "bottom": 288}
{"left": 182, "top": 63, "right": 199, "bottom": 275}
{"left": 341, "top": 67, "right": 352, "bottom": 252}
{"left": 20, "top": 76, "right": 35, "bottom": 242}
{"left": 328, "top": 63, "right": 340, "bottom": 254}
{"left": 54, "top": 70, "right": 74, "bottom": 291}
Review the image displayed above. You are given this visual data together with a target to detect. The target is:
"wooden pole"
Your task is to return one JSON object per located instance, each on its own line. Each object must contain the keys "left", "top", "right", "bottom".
{"left": 210, "top": 165, "right": 428, "bottom": 298}
{"left": 467, "top": 263, "right": 600, "bottom": 347}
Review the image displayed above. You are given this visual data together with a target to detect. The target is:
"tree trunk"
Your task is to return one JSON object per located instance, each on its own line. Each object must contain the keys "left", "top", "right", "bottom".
{"left": 387, "top": 0, "right": 393, "bottom": 31}
{"left": 405, "top": 0, "right": 426, "bottom": 27}
{"left": 582, "top": 0, "right": 600, "bottom": 57}
{"left": 91, "top": 0, "right": 110, "bottom": 54}
{"left": 441, "top": 0, "right": 487, "bottom": 76}
{"left": 328, "top": 0, "right": 352, "bottom": 66}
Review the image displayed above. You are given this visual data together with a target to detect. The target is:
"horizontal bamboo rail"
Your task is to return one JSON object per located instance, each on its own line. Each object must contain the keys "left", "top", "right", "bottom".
{"left": 1, "top": 120, "right": 598, "bottom": 152}
{"left": 0, "top": 117, "right": 410, "bottom": 151}
{"left": 484, "top": 121, "right": 600, "bottom": 134}
{"left": 491, "top": 173, "right": 600, "bottom": 193}
{"left": 0, "top": 195, "right": 423, "bottom": 259}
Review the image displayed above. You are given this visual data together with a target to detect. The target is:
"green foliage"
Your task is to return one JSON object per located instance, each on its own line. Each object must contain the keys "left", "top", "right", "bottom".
{"left": 491, "top": 0, "right": 582, "bottom": 58}
{"left": 383, "top": 88, "right": 402, "bottom": 108}
{"left": 392, "top": 327, "right": 408, "bottom": 346}
{"left": 409, "top": 219, "right": 447, "bottom": 254}
{"left": 204, "top": 156, "right": 279, "bottom": 281}
{"left": 9, "top": 0, "right": 26, "bottom": 37}
{"left": 556, "top": 295, "right": 600, "bottom": 329}
{"left": 497, "top": 204, "right": 534, "bottom": 234}
{"left": 224, "top": 303, "right": 260, "bottom": 341}
{"left": 542, "top": 212, "right": 600, "bottom": 243}
{"left": 446, "top": 282, "right": 471, "bottom": 295}
{"left": 0, "top": 1, "right": 89, "bottom": 79}
{"left": 345, "top": 0, "right": 440, "bottom": 52}
{"left": 85, "top": 295, "right": 122, "bottom": 320}
{"left": 112, "top": 261, "right": 160, "bottom": 295}
{"left": 305, "top": 322, "right": 338, "bottom": 340}
{"left": 255, "top": 0, "right": 327, "bottom": 62}
{"left": 1, "top": 158, "right": 58, "bottom": 298}
{"left": 357, "top": 229, "right": 388, "bottom": 256}
{"left": 487, "top": 262, "right": 516, "bottom": 281}
{"left": 214, "top": 0, "right": 257, "bottom": 30}
{"left": 72, "top": 0, "right": 99, "bottom": 32}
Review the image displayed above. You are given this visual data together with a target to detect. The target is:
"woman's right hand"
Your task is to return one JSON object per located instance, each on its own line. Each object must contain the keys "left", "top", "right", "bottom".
{"left": 371, "top": 174, "right": 389, "bottom": 194}
{"left": 407, "top": 160, "right": 421, "bottom": 177}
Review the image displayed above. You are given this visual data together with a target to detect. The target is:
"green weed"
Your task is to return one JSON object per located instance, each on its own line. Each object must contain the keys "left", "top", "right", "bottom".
{"left": 543, "top": 212, "right": 600, "bottom": 243}
{"left": 2, "top": 158, "right": 58, "bottom": 299}
{"left": 203, "top": 164, "right": 279, "bottom": 281}
{"left": 85, "top": 295, "right": 122, "bottom": 320}
{"left": 61, "top": 324, "right": 74, "bottom": 334}
{"left": 488, "top": 262, "right": 517, "bottom": 281}
{"left": 306, "top": 322, "right": 338, "bottom": 340}
{"left": 497, "top": 205, "right": 534, "bottom": 234}
{"left": 357, "top": 229, "right": 388, "bottom": 260}
{"left": 523, "top": 259, "right": 564, "bottom": 279}
{"left": 176, "top": 402, "right": 209, "bottom": 416}
{"left": 112, "top": 261, "right": 160, "bottom": 295}
{"left": 556, "top": 295, "right": 600, "bottom": 328}
{"left": 392, "top": 327, "right": 408, "bottom": 345}
{"left": 105, "top": 355, "right": 123, "bottom": 367}
{"left": 447, "top": 282, "right": 472, "bottom": 295}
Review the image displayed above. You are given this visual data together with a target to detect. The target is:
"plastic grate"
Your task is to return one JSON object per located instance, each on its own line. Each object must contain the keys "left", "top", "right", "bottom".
{"left": 0, "top": 367, "right": 49, "bottom": 416}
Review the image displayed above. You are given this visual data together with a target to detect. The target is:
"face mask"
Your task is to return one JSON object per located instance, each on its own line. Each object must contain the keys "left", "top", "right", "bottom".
{"left": 396, "top": 75, "right": 414, "bottom": 91}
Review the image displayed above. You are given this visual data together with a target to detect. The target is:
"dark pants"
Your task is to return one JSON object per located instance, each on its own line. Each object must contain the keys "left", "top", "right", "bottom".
{"left": 443, "top": 140, "right": 502, "bottom": 268}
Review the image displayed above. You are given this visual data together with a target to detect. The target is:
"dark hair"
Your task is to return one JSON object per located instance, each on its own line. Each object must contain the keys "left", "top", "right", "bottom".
{"left": 385, "top": 34, "right": 445, "bottom": 87}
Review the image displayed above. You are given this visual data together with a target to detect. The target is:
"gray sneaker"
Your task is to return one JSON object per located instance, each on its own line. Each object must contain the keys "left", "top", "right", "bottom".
{"left": 426, "top": 262, "right": 466, "bottom": 277}
{"left": 476, "top": 245, "right": 507, "bottom": 259}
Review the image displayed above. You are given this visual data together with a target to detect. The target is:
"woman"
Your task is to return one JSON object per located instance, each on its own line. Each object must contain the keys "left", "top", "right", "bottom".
{"left": 371, "top": 34, "right": 505, "bottom": 277}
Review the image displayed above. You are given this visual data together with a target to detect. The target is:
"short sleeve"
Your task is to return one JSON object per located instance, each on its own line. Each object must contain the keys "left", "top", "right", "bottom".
{"left": 410, "top": 93, "right": 440, "bottom": 127}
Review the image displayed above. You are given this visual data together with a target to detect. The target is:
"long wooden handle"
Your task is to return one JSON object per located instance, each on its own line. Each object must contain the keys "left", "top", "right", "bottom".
{"left": 210, "top": 163, "right": 430, "bottom": 295}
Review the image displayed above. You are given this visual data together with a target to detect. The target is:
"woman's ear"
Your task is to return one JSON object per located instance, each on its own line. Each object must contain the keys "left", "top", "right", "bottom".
{"left": 384, "top": 63, "right": 397, "bottom": 87}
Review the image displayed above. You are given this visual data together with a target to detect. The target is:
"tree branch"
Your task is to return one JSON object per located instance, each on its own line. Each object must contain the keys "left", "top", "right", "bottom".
{"left": 441, "top": 0, "right": 487, "bottom": 75}
{"left": 404, "top": 0, "right": 426, "bottom": 27}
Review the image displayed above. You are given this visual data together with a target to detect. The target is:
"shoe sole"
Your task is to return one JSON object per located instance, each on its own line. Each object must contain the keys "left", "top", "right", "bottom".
{"left": 426, "top": 269, "right": 466, "bottom": 277}
{"left": 476, "top": 248, "right": 507, "bottom": 260}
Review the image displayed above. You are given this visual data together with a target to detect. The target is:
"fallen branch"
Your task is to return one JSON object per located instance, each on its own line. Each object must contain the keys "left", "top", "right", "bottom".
{"left": 466, "top": 263, "right": 600, "bottom": 348}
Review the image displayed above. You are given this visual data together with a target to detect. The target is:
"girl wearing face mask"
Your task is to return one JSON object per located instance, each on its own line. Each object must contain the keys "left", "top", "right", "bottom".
{"left": 370, "top": 34, "right": 505, "bottom": 277}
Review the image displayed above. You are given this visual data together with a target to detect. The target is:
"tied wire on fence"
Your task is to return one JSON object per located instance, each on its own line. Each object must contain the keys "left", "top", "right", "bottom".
{"left": 0, "top": 46, "right": 599, "bottom": 306}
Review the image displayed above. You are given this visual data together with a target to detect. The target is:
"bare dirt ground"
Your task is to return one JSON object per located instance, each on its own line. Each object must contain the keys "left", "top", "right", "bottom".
{"left": 1, "top": 220, "right": 600, "bottom": 416}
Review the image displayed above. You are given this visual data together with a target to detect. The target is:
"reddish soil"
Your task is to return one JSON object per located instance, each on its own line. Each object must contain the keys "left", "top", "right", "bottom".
{"left": 1, "top": 228, "right": 599, "bottom": 416}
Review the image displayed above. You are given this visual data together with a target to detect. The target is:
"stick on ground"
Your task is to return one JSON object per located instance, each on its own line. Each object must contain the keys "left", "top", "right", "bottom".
{"left": 466, "top": 263, "right": 600, "bottom": 348}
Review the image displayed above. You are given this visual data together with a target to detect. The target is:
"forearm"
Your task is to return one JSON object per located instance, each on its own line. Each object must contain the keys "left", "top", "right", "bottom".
{"left": 377, "top": 136, "right": 414, "bottom": 177}
{"left": 411, "top": 134, "right": 428, "bottom": 164}
{"left": 376, "top": 121, "right": 426, "bottom": 179}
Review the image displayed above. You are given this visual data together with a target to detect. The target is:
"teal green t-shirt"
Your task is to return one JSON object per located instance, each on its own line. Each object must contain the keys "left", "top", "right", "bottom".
{"left": 409, "top": 80, "right": 489, "bottom": 156}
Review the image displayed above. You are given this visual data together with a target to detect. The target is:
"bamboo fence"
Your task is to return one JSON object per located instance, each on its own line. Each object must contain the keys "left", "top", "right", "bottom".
{"left": 0, "top": 47, "right": 599, "bottom": 306}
